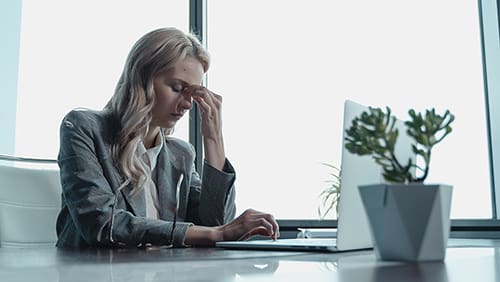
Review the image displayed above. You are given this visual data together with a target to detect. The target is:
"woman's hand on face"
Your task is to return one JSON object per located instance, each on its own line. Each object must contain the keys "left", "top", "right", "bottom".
{"left": 185, "top": 85, "right": 223, "bottom": 142}
{"left": 217, "top": 209, "right": 280, "bottom": 241}
{"left": 184, "top": 85, "right": 226, "bottom": 170}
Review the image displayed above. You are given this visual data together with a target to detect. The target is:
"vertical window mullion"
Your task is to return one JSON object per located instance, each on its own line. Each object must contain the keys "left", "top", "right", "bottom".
{"left": 479, "top": 0, "right": 500, "bottom": 219}
{"left": 189, "top": 0, "right": 206, "bottom": 174}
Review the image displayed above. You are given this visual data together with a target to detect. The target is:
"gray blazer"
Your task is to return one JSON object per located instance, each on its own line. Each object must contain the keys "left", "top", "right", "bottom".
{"left": 56, "top": 109, "right": 236, "bottom": 248}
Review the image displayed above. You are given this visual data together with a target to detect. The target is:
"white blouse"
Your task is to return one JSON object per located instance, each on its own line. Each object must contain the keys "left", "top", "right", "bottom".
{"left": 136, "top": 133, "right": 163, "bottom": 220}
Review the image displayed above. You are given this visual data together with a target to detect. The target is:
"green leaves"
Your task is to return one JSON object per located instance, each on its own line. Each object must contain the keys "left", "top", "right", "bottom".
{"left": 345, "top": 106, "right": 454, "bottom": 184}
{"left": 318, "top": 163, "right": 341, "bottom": 219}
{"left": 405, "top": 108, "right": 455, "bottom": 182}
{"left": 345, "top": 106, "right": 397, "bottom": 158}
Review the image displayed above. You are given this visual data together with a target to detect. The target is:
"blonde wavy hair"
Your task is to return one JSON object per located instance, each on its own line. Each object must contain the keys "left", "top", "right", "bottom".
{"left": 105, "top": 27, "right": 210, "bottom": 195}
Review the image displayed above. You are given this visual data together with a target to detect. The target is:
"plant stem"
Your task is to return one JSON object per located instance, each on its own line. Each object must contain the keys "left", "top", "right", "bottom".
{"left": 416, "top": 148, "right": 431, "bottom": 182}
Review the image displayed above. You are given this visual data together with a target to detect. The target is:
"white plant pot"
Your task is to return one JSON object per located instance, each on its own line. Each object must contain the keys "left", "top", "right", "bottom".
{"left": 358, "top": 183, "right": 453, "bottom": 262}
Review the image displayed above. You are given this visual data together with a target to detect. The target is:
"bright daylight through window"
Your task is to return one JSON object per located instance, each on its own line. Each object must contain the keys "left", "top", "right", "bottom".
{"left": 207, "top": 0, "right": 491, "bottom": 219}
{"left": 15, "top": 0, "right": 189, "bottom": 159}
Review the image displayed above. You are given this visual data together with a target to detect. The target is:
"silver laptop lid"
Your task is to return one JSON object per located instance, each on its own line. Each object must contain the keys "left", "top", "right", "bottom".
{"left": 336, "top": 100, "right": 415, "bottom": 250}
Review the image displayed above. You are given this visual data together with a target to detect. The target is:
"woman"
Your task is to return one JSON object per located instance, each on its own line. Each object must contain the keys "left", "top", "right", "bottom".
{"left": 56, "top": 27, "right": 279, "bottom": 248}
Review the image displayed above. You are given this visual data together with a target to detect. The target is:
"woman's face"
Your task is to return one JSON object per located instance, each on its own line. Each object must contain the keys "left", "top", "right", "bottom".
{"left": 151, "top": 56, "right": 204, "bottom": 130}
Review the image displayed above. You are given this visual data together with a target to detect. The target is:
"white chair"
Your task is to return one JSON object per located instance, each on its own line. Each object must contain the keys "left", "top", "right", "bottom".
{"left": 0, "top": 155, "right": 61, "bottom": 248}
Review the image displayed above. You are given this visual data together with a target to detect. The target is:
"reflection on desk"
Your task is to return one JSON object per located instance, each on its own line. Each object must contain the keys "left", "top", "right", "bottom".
{"left": 0, "top": 239, "right": 498, "bottom": 282}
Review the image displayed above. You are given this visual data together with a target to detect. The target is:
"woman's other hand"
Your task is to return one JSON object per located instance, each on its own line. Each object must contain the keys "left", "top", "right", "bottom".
{"left": 184, "top": 209, "right": 280, "bottom": 246}
{"left": 217, "top": 208, "right": 280, "bottom": 241}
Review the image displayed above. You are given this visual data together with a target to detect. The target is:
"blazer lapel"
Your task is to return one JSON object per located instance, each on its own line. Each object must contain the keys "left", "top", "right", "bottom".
{"left": 157, "top": 140, "right": 193, "bottom": 221}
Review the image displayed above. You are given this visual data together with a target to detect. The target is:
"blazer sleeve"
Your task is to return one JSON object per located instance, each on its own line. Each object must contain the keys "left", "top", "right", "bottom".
{"left": 58, "top": 111, "right": 189, "bottom": 247}
{"left": 186, "top": 159, "right": 237, "bottom": 226}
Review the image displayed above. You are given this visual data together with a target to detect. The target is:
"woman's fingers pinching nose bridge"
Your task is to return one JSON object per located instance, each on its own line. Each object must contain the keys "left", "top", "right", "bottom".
{"left": 182, "top": 85, "right": 205, "bottom": 100}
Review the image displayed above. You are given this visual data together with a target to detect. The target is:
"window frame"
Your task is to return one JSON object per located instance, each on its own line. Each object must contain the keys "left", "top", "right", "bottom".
{"left": 482, "top": 0, "right": 500, "bottom": 219}
{"left": 189, "top": 0, "right": 206, "bottom": 174}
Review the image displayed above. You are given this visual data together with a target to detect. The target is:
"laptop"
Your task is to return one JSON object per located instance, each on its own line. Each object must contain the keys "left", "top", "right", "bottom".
{"left": 216, "top": 99, "right": 415, "bottom": 252}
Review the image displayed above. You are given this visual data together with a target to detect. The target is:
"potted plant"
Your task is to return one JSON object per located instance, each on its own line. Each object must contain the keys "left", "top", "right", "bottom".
{"left": 345, "top": 105, "right": 454, "bottom": 262}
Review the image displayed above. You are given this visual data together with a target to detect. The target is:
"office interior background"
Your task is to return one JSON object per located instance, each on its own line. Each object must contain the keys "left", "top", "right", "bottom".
{"left": 1, "top": 0, "right": 499, "bottom": 229}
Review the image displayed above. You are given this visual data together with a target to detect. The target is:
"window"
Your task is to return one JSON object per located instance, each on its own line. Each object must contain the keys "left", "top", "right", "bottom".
{"left": 15, "top": 0, "right": 189, "bottom": 159}
{"left": 207, "top": 0, "right": 491, "bottom": 219}
{"left": 6, "top": 0, "right": 499, "bottom": 221}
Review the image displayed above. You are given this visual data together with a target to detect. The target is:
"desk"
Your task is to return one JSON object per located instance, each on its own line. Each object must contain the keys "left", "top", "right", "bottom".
{"left": 0, "top": 239, "right": 498, "bottom": 282}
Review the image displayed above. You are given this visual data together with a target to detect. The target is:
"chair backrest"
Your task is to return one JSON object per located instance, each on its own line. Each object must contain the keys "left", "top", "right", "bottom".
{"left": 0, "top": 155, "right": 61, "bottom": 248}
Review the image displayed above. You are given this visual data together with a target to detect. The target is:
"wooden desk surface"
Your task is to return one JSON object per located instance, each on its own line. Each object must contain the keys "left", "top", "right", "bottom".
{"left": 0, "top": 239, "right": 498, "bottom": 281}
